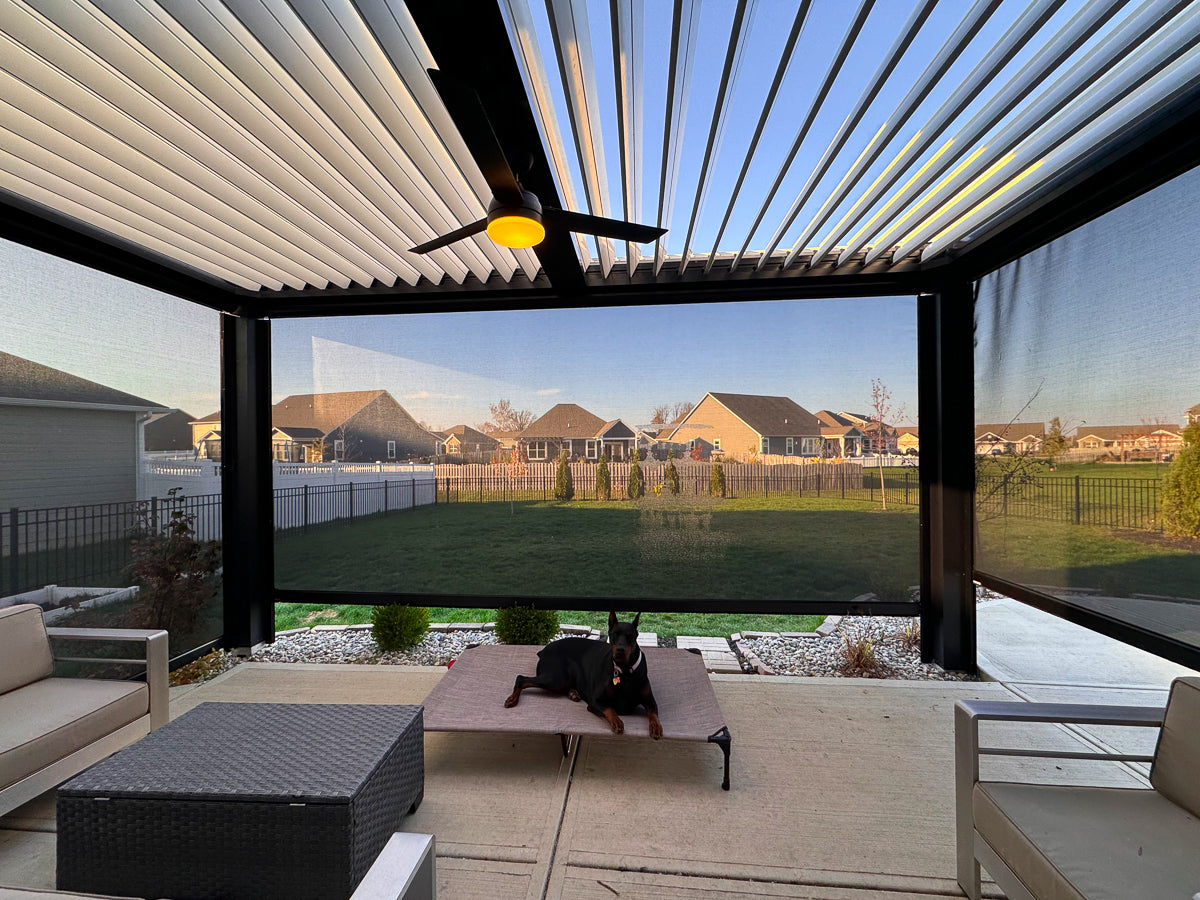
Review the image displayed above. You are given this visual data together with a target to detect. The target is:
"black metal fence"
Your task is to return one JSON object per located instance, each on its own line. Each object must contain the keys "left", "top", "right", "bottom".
{"left": 1, "top": 479, "right": 435, "bottom": 598}
{"left": 976, "top": 474, "right": 1160, "bottom": 530}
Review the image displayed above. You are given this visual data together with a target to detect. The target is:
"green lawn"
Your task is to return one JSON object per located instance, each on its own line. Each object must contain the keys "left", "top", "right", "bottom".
{"left": 977, "top": 517, "right": 1199, "bottom": 597}
{"left": 273, "top": 603, "right": 824, "bottom": 640}
{"left": 275, "top": 496, "right": 920, "bottom": 602}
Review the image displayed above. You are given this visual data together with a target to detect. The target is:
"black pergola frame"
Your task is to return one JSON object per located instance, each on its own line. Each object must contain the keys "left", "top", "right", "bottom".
{"left": 3, "top": 34, "right": 1199, "bottom": 674}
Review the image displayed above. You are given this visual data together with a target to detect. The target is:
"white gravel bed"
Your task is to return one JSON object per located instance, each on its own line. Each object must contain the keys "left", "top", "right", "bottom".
{"left": 740, "top": 616, "right": 974, "bottom": 680}
{"left": 252, "top": 628, "right": 497, "bottom": 667}
{"left": 251, "top": 614, "right": 978, "bottom": 680}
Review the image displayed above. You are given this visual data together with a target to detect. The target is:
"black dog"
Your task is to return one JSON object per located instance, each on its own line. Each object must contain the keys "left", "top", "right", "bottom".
{"left": 503, "top": 611, "right": 663, "bottom": 739}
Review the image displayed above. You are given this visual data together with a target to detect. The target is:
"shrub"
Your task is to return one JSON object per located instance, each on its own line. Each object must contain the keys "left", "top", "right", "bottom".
{"left": 169, "top": 649, "right": 233, "bottom": 686}
{"left": 125, "top": 488, "right": 221, "bottom": 639}
{"left": 664, "top": 451, "right": 680, "bottom": 495}
{"left": 371, "top": 605, "right": 429, "bottom": 651}
{"left": 710, "top": 461, "right": 726, "bottom": 497}
{"left": 837, "top": 630, "right": 893, "bottom": 678}
{"left": 867, "top": 574, "right": 911, "bottom": 604}
{"left": 596, "top": 449, "right": 612, "bottom": 501}
{"left": 494, "top": 605, "right": 560, "bottom": 644}
{"left": 627, "top": 447, "right": 645, "bottom": 499}
{"left": 554, "top": 450, "right": 575, "bottom": 501}
{"left": 1162, "top": 422, "right": 1200, "bottom": 539}
{"left": 895, "top": 620, "right": 921, "bottom": 653}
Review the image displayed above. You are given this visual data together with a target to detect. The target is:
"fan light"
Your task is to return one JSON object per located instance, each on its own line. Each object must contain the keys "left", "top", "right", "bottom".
{"left": 486, "top": 214, "right": 545, "bottom": 249}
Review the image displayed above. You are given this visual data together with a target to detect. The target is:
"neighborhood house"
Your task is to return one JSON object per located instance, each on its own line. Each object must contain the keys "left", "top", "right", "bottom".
{"left": 518, "top": 403, "right": 636, "bottom": 461}
{"left": 191, "top": 390, "right": 437, "bottom": 462}
{"left": 665, "top": 392, "right": 823, "bottom": 461}
{"left": 0, "top": 351, "right": 166, "bottom": 510}
{"left": 439, "top": 425, "right": 501, "bottom": 462}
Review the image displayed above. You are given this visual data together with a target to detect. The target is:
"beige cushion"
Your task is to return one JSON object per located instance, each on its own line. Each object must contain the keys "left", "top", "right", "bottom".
{"left": 974, "top": 781, "right": 1200, "bottom": 900}
{"left": 1150, "top": 676, "right": 1200, "bottom": 818}
{"left": 0, "top": 678, "right": 147, "bottom": 791}
{"left": 0, "top": 605, "right": 53, "bottom": 695}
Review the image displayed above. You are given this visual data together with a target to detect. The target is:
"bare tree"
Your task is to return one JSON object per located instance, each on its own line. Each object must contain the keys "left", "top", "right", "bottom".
{"left": 867, "top": 379, "right": 904, "bottom": 509}
{"left": 482, "top": 399, "right": 536, "bottom": 434}
{"left": 650, "top": 400, "right": 695, "bottom": 425}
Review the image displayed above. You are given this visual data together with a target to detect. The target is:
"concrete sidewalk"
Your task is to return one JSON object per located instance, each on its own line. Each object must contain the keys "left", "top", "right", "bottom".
{"left": 976, "top": 597, "right": 1198, "bottom": 688}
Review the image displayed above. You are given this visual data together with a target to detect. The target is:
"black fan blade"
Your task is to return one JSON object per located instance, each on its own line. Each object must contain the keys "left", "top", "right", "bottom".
{"left": 542, "top": 208, "right": 666, "bottom": 243}
{"left": 427, "top": 68, "right": 522, "bottom": 202}
{"left": 409, "top": 218, "right": 487, "bottom": 254}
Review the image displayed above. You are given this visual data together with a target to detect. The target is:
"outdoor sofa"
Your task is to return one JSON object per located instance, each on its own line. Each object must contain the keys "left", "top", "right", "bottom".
{"left": 955, "top": 676, "right": 1200, "bottom": 900}
{"left": 0, "top": 603, "right": 168, "bottom": 817}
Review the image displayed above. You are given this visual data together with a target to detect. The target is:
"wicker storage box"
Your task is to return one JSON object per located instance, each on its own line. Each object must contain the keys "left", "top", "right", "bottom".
{"left": 57, "top": 702, "right": 423, "bottom": 900}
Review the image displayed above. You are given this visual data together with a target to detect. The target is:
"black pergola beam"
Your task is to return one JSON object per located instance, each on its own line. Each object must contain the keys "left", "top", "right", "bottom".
{"left": 220, "top": 314, "right": 275, "bottom": 651}
{"left": 0, "top": 190, "right": 239, "bottom": 313}
{"left": 918, "top": 285, "right": 976, "bottom": 673}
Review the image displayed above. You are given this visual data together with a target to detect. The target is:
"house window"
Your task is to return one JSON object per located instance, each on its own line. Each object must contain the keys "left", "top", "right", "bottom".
{"left": 713, "top": 438, "right": 721, "bottom": 451}
{"left": 387, "top": 440, "right": 396, "bottom": 459}
{"left": 785, "top": 437, "right": 794, "bottom": 455}
{"left": 802, "top": 437, "right": 818, "bottom": 455}
{"left": 761, "top": 436, "right": 769, "bottom": 454}
{"left": 586, "top": 439, "right": 597, "bottom": 458}
{"left": 529, "top": 441, "right": 548, "bottom": 460}
{"left": 334, "top": 439, "right": 344, "bottom": 460}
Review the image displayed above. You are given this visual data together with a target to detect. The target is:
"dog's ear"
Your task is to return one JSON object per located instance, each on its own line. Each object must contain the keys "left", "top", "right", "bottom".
{"left": 608, "top": 610, "right": 617, "bottom": 632}
{"left": 632, "top": 612, "right": 641, "bottom": 629}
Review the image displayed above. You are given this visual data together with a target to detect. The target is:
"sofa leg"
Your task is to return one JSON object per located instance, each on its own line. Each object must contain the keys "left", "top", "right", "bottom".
{"left": 957, "top": 856, "right": 981, "bottom": 900}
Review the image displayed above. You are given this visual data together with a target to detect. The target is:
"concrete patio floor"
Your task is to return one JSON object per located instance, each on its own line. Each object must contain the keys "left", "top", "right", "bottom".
{"left": 0, "top": 642, "right": 1174, "bottom": 900}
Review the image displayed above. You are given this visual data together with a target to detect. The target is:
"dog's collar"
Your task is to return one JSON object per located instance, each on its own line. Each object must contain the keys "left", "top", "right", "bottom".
{"left": 614, "top": 652, "right": 645, "bottom": 676}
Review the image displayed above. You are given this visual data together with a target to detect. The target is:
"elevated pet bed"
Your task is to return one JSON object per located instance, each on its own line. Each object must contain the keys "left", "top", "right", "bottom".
{"left": 423, "top": 644, "right": 732, "bottom": 789}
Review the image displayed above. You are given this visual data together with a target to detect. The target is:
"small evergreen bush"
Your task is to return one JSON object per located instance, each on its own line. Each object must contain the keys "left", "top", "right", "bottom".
{"left": 596, "top": 449, "right": 612, "bottom": 500}
{"left": 1162, "top": 422, "right": 1200, "bottom": 539}
{"left": 664, "top": 450, "right": 680, "bottom": 495}
{"left": 554, "top": 450, "right": 575, "bottom": 501}
{"left": 371, "top": 605, "right": 429, "bottom": 651}
{"left": 628, "top": 447, "right": 645, "bottom": 499}
{"left": 710, "top": 461, "right": 726, "bottom": 497}
{"left": 494, "top": 605, "right": 560, "bottom": 644}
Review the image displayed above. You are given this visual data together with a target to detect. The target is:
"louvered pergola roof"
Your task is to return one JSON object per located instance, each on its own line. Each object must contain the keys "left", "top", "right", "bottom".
{"left": 2, "top": 0, "right": 1199, "bottom": 316}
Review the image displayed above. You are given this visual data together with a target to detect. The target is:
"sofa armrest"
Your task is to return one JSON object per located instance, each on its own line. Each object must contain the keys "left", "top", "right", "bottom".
{"left": 350, "top": 833, "right": 436, "bottom": 900}
{"left": 954, "top": 699, "right": 1165, "bottom": 899}
{"left": 45, "top": 627, "right": 169, "bottom": 730}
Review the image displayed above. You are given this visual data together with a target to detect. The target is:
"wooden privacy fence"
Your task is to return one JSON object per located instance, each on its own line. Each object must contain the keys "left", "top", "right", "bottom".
{"left": 433, "top": 461, "right": 919, "bottom": 503}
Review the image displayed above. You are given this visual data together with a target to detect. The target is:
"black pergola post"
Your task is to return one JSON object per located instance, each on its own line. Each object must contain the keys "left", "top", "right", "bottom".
{"left": 918, "top": 284, "right": 976, "bottom": 672}
{"left": 220, "top": 313, "right": 274, "bottom": 652}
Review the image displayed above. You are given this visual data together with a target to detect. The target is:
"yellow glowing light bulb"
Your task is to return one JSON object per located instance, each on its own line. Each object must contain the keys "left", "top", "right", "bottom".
{"left": 486, "top": 214, "right": 545, "bottom": 249}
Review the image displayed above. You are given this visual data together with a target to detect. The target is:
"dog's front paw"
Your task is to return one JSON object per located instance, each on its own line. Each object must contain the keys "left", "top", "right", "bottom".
{"left": 603, "top": 709, "right": 624, "bottom": 734}
{"left": 648, "top": 712, "right": 663, "bottom": 740}
{"left": 567, "top": 688, "right": 582, "bottom": 702}
{"left": 503, "top": 693, "right": 520, "bottom": 708}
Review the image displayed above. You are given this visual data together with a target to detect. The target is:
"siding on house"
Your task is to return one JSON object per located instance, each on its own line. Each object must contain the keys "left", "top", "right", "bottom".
{"left": 1, "top": 405, "right": 139, "bottom": 509}
{"left": 340, "top": 393, "right": 438, "bottom": 461}
{"left": 668, "top": 398, "right": 758, "bottom": 458}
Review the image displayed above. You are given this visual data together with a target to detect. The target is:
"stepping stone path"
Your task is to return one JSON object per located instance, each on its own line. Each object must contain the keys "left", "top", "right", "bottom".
{"left": 675, "top": 635, "right": 743, "bottom": 673}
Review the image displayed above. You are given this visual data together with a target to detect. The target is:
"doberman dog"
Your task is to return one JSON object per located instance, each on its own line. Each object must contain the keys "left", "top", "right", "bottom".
{"left": 503, "top": 611, "right": 663, "bottom": 739}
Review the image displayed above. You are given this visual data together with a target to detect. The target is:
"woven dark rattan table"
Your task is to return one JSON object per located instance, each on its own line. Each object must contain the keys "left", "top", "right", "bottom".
{"left": 57, "top": 702, "right": 424, "bottom": 900}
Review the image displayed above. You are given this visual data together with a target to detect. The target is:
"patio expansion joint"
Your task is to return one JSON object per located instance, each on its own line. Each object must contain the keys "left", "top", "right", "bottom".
{"left": 533, "top": 735, "right": 581, "bottom": 900}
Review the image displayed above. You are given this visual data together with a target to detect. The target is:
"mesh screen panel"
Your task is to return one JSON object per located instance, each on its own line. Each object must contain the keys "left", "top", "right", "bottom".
{"left": 1, "top": 238, "right": 223, "bottom": 664}
{"left": 975, "top": 168, "right": 1200, "bottom": 660}
{"left": 271, "top": 298, "right": 920, "bottom": 616}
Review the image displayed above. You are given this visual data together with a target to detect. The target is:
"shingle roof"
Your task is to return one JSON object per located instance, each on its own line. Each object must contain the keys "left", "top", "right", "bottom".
{"left": 273, "top": 425, "right": 325, "bottom": 440}
{"left": 520, "top": 403, "right": 607, "bottom": 439}
{"left": 0, "top": 351, "right": 165, "bottom": 410}
{"left": 975, "top": 422, "right": 1046, "bottom": 440}
{"left": 272, "top": 391, "right": 385, "bottom": 433}
{"left": 816, "top": 410, "right": 858, "bottom": 428}
{"left": 444, "top": 424, "right": 498, "bottom": 446}
{"left": 707, "top": 393, "right": 821, "bottom": 436}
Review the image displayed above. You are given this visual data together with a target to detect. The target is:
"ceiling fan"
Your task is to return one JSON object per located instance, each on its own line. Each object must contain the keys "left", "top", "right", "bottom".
{"left": 410, "top": 69, "right": 666, "bottom": 254}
